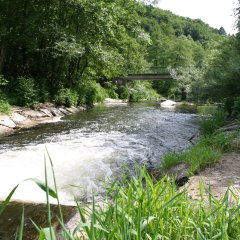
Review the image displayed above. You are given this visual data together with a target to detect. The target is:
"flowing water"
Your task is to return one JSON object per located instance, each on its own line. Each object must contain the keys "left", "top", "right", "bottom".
{"left": 0, "top": 103, "right": 199, "bottom": 204}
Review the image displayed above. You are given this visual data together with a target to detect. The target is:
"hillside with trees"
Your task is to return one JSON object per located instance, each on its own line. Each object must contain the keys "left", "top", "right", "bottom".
{"left": 0, "top": 0, "right": 239, "bottom": 111}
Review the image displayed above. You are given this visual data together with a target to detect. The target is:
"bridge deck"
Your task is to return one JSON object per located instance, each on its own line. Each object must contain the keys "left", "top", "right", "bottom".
{"left": 126, "top": 73, "right": 172, "bottom": 80}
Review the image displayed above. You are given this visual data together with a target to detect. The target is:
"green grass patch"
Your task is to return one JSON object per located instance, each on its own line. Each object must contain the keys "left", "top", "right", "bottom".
{"left": 0, "top": 99, "right": 11, "bottom": 115}
{"left": 16, "top": 168, "right": 240, "bottom": 239}
{"left": 3, "top": 157, "right": 240, "bottom": 239}
{"left": 161, "top": 131, "right": 239, "bottom": 174}
{"left": 71, "top": 169, "right": 240, "bottom": 240}
{"left": 199, "top": 109, "right": 225, "bottom": 135}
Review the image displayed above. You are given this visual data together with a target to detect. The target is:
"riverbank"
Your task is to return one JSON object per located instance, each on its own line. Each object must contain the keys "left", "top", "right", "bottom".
{"left": 160, "top": 120, "right": 240, "bottom": 200}
{"left": 0, "top": 103, "right": 86, "bottom": 137}
{"left": 0, "top": 98, "right": 130, "bottom": 138}
{"left": 185, "top": 151, "right": 240, "bottom": 201}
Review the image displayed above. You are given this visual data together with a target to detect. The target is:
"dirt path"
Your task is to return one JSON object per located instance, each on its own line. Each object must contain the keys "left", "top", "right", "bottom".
{"left": 185, "top": 152, "right": 240, "bottom": 201}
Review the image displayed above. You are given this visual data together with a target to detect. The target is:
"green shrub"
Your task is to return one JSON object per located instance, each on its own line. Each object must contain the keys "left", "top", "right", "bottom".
{"left": 55, "top": 88, "right": 78, "bottom": 107}
{"left": 119, "top": 81, "right": 159, "bottom": 101}
{"left": 0, "top": 100, "right": 11, "bottom": 114}
{"left": 0, "top": 75, "right": 8, "bottom": 87}
{"left": 224, "top": 97, "right": 234, "bottom": 115}
{"left": 232, "top": 97, "right": 240, "bottom": 118}
{"left": 106, "top": 88, "right": 118, "bottom": 99}
{"left": 199, "top": 109, "right": 225, "bottom": 135}
{"left": 15, "top": 77, "right": 39, "bottom": 106}
{"left": 77, "top": 80, "right": 107, "bottom": 106}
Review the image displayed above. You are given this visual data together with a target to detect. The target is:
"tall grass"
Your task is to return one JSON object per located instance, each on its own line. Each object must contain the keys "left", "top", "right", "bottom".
{"left": 2, "top": 157, "right": 240, "bottom": 239}
{"left": 161, "top": 131, "right": 239, "bottom": 174}
{"left": 38, "top": 168, "right": 240, "bottom": 239}
{"left": 161, "top": 106, "right": 239, "bottom": 174}
{"left": 199, "top": 108, "right": 225, "bottom": 135}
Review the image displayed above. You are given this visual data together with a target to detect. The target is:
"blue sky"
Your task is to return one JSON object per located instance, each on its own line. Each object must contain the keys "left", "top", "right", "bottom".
{"left": 158, "top": 0, "right": 237, "bottom": 34}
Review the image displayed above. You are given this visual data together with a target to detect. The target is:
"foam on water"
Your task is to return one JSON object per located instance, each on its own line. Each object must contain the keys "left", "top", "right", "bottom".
{"left": 0, "top": 103, "right": 199, "bottom": 204}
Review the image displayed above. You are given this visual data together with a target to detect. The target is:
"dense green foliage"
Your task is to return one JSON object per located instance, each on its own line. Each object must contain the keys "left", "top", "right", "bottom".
{"left": 0, "top": 0, "right": 150, "bottom": 106}
{"left": 1, "top": 0, "right": 238, "bottom": 107}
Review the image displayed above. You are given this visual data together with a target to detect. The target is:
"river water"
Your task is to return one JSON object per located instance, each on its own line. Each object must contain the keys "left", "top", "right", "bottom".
{"left": 0, "top": 103, "right": 199, "bottom": 204}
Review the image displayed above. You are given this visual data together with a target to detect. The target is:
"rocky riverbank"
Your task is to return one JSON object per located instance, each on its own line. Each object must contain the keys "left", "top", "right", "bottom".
{"left": 0, "top": 103, "right": 86, "bottom": 137}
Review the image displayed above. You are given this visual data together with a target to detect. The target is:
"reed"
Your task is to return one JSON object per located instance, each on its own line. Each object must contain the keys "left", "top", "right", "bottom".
{"left": 161, "top": 131, "right": 239, "bottom": 174}
{"left": 2, "top": 163, "right": 240, "bottom": 239}
{"left": 59, "top": 168, "right": 240, "bottom": 239}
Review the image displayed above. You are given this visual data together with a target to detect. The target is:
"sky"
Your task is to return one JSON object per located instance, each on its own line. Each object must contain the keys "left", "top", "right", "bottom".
{"left": 158, "top": 0, "right": 238, "bottom": 34}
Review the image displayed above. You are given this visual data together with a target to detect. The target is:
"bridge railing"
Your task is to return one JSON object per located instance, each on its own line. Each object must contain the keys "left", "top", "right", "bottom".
{"left": 128, "top": 66, "right": 170, "bottom": 75}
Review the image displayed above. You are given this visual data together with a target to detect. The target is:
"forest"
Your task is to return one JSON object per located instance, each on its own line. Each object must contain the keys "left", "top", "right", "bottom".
{"left": 0, "top": 0, "right": 239, "bottom": 115}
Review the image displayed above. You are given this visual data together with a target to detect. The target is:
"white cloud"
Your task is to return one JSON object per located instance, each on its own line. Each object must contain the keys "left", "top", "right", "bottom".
{"left": 158, "top": 0, "right": 238, "bottom": 34}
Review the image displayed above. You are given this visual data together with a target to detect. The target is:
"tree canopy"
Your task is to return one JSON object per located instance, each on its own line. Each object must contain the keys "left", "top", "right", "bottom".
{"left": 0, "top": 0, "right": 239, "bottom": 107}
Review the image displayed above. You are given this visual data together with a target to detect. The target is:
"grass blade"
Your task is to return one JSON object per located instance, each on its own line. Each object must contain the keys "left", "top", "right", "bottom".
{"left": 0, "top": 184, "right": 19, "bottom": 215}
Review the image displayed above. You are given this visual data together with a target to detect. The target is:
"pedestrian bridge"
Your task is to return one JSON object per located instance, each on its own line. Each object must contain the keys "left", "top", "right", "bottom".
{"left": 115, "top": 67, "right": 173, "bottom": 84}
{"left": 126, "top": 73, "right": 172, "bottom": 80}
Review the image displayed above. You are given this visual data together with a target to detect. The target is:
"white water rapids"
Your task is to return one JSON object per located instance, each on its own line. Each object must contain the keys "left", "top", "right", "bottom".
{"left": 0, "top": 103, "right": 199, "bottom": 204}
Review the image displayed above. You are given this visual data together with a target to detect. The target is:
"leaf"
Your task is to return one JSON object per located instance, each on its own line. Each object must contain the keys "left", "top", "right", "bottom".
{"left": 131, "top": 229, "right": 137, "bottom": 236}
{"left": 141, "top": 216, "right": 156, "bottom": 232}
{"left": 93, "top": 224, "right": 109, "bottom": 233}
{"left": 0, "top": 178, "right": 57, "bottom": 216}
{"left": 17, "top": 206, "right": 25, "bottom": 240}
{"left": 162, "top": 191, "right": 184, "bottom": 209}
{"left": 0, "top": 184, "right": 19, "bottom": 215}
{"left": 39, "top": 228, "right": 57, "bottom": 240}
{"left": 26, "top": 178, "right": 57, "bottom": 199}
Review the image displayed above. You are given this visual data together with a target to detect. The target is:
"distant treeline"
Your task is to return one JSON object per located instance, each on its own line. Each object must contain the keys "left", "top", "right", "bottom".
{"left": 0, "top": 0, "right": 239, "bottom": 109}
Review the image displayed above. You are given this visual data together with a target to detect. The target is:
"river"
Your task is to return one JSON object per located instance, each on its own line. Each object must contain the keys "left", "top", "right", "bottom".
{"left": 0, "top": 103, "right": 199, "bottom": 204}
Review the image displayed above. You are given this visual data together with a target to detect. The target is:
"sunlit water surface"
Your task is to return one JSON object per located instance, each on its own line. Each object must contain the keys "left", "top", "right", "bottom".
{"left": 0, "top": 103, "right": 199, "bottom": 204}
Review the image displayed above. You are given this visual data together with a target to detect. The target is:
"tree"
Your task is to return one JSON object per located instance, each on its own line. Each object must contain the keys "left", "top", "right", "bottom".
{"left": 218, "top": 27, "right": 227, "bottom": 35}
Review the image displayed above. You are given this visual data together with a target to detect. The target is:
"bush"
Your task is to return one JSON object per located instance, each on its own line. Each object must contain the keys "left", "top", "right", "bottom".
{"left": 15, "top": 77, "right": 39, "bottom": 106}
{"left": 55, "top": 88, "right": 78, "bottom": 107}
{"left": 199, "top": 109, "right": 225, "bottom": 135}
{"left": 118, "top": 81, "right": 159, "bottom": 101}
{"left": 0, "top": 100, "right": 11, "bottom": 114}
{"left": 77, "top": 80, "right": 107, "bottom": 106}
{"left": 232, "top": 97, "right": 240, "bottom": 119}
{"left": 0, "top": 75, "right": 8, "bottom": 87}
{"left": 106, "top": 88, "right": 118, "bottom": 99}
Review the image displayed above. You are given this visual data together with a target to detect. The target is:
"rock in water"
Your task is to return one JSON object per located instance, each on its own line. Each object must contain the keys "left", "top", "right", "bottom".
{"left": 160, "top": 100, "right": 176, "bottom": 108}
